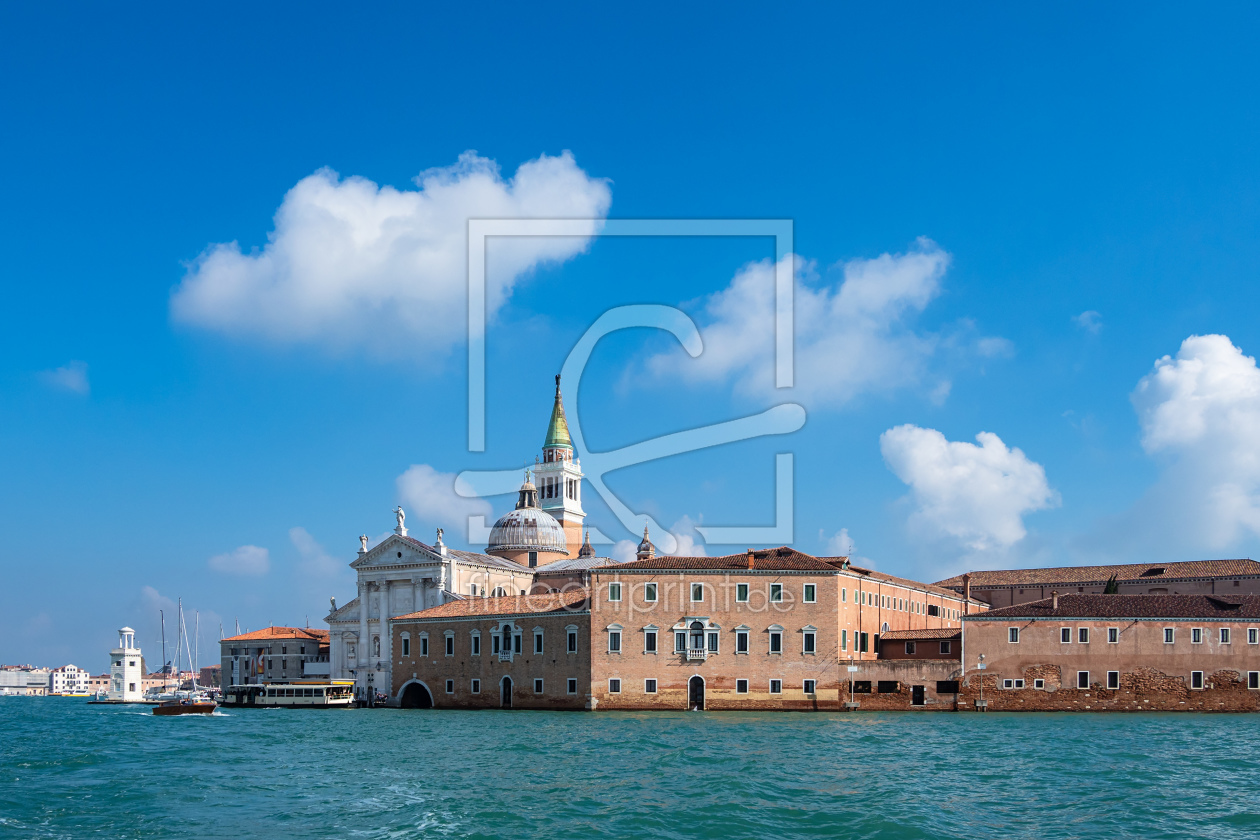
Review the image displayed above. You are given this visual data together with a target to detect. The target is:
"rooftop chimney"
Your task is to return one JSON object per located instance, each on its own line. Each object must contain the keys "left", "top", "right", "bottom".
{"left": 962, "top": 573, "right": 972, "bottom": 603}
{"left": 1051, "top": 590, "right": 1059, "bottom": 610}
{"left": 746, "top": 548, "right": 755, "bottom": 570}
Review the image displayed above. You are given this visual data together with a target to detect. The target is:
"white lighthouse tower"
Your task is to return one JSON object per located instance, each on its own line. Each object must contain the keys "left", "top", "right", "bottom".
{"left": 108, "top": 627, "right": 143, "bottom": 702}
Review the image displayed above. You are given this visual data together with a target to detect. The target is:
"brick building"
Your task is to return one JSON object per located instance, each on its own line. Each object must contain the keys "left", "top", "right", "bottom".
{"left": 935, "top": 559, "right": 1260, "bottom": 610}
{"left": 219, "top": 626, "right": 330, "bottom": 687}
{"left": 959, "top": 593, "right": 1260, "bottom": 711}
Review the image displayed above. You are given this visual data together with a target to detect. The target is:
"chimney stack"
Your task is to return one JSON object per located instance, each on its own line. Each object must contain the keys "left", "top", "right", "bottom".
{"left": 746, "top": 548, "right": 755, "bottom": 570}
{"left": 1051, "top": 590, "right": 1059, "bottom": 610}
{"left": 962, "top": 573, "right": 972, "bottom": 603}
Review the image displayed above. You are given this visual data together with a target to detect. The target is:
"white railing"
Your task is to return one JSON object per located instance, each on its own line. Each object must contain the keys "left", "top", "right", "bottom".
{"left": 686, "top": 649, "right": 708, "bottom": 661}
{"left": 499, "top": 651, "right": 513, "bottom": 662}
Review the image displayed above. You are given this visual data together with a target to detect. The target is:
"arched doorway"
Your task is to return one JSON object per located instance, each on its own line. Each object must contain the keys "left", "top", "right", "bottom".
{"left": 400, "top": 682, "right": 433, "bottom": 709}
{"left": 501, "top": 676, "right": 513, "bottom": 708}
{"left": 688, "top": 675, "right": 705, "bottom": 710}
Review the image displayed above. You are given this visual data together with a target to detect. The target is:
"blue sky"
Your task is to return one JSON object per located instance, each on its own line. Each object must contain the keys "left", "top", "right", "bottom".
{"left": 6, "top": 3, "right": 1260, "bottom": 669}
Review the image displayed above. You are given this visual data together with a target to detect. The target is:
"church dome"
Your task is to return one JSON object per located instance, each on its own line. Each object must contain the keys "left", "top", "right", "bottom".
{"left": 487, "top": 507, "right": 569, "bottom": 554}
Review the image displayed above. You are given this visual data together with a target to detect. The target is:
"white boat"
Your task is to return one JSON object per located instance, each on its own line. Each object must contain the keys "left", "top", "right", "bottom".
{"left": 221, "top": 681, "right": 355, "bottom": 708}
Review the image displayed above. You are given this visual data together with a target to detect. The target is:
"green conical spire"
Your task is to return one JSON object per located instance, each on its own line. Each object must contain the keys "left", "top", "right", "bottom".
{"left": 543, "top": 374, "right": 573, "bottom": 450}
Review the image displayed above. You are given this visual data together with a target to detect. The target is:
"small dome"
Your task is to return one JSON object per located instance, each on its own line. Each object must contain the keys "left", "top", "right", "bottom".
{"left": 488, "top": 507, "right": 569, "bottom": 555}
{"left": 577, "top": 531, "right": 595, "bottom": 558}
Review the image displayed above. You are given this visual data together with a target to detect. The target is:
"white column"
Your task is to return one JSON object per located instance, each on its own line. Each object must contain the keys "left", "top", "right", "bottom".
{"left": 357, "top": 581, "right": 368, "bottom": 673}
{"left": 380, "top": 580, "right": 392, "bottom": 702}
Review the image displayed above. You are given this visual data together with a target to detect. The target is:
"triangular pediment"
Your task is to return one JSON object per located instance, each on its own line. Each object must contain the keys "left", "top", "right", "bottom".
{"left": 350, "top": 534, "right": 444, "bottom": 570}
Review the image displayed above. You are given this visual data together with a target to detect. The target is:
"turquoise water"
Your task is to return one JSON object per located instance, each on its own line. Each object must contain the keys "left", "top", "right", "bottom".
{"left": 2, "top": 699, "right": 1260, "bottom": 839}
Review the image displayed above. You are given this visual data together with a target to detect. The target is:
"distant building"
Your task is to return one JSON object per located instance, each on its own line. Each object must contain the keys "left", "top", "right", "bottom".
{"left": 108, "top": 627, "right": 144, "bottom": 701}
{"left": 49, "top": 664, "right": 91, "bottom": 694}
{"left": 0, "top": 666, "right": 50, "bottom": 696}
{"left": 961, "top": 593, "right": 1260, "bottom": 711}
{"left": 199, "top": 664, "right": 221, "bottom": 688}
{"left": 935, "top": 559, "right": 1260, "bottom": 609}
{"left": 219, "top": 627, "right": 329, "bottom": 686}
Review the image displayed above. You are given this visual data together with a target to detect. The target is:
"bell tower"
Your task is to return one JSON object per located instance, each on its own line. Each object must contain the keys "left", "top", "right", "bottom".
{"left": 533, "top": 375, "right": 585, "bottom": 555}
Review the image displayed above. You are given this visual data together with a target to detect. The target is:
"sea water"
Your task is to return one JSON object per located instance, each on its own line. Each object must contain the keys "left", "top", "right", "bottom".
{"left": 2, "top": 698, "right": 1259, "bottom": 839}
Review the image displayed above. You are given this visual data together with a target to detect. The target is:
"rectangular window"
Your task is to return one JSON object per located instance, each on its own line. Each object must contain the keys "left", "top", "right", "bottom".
{"left": 803, "top": 584, "right": 816, "bottom": 603}
{"left": 842, "top": 588, "right": 847, "bottom": 603}
{"left": 1078, "top": 628, "right": 1089, "bottom": 644}
{"left": 860, "top": 632, "right": 869, "bottom": 653}
{"left": 770, "top": 584, "right": 783, "bottom": 602}
{"left": 608, "top": 679, "right": 621, "bottom": 694}
{"left": 1191, "top": 671, "right": 1204, "bottom": 690}
{"left": 420, "top": 638, "right": 429, "bottom": 657}
{"left": 645, "top": 630, "right": 657, "bottom": 653}
{"left": 1107, "top": 671, "right": 1119, "bottom": 690}
{"left": 567, "top": 678, "right": 577, "bottom": 695}
{"left": 769, "top": 631, "right": 782, "bottom": 654}
{"left": 675, "top": 632, "right": 687, "bottom": 653}
{"left": 736, "top": 679, "right": 749, "bottom": 694}
{"left": 707, "top": 631, "right": 719, "bottom": 653}
{"left": 1077, "top": 671, "right": 1090, "bottom": 689}
{"left": 514, "top": 634, "right": 521, "bottom": 654}
{"left": 1033, "top": 679, "right": 1045, "bottom": 690}
{"left": 905, "top": 642, "right": 917, "bottom": 655}
{"left": 1221, "top": 628, "right": 1231, "bottom": 644}
{"left": 853, "top": 680, "right": 872, "bottom": 694}
{"left": 401, "top": 638, "right": 410, "bottom": 656}
{"left": 645, "top": 679, "right": 657, "bottom": 694}
{"left": 534, "top": 678, "right": 544, "bottom": 694}
{"left": 471, "top": 679, "right": 480, "bottom": 694}
{"left": 1107, "top": 628, "right": 1119, "bottom": 644}
{"left": 803, "top": 679, "right": 816, "bottom": 694}
{"left": 804, "top": 632, "right": 816, "bottom": 654}
{"left": 445, "top": 636, "right": 454, "bottom": 656}
{"left": 1002, "top": 679, "right": 1025, "bottom": 689}
{"left": 1249, "top": 672, "right": 1259, "bottom": 690}
{"left": 691, "top": 583, "right": 704, "bottom": 602}
{"left": 608, "top": 631, "right": 621, "bottom": 653}
{"left": 1061, "top": 628, "right": 1071, "bottom": 644}
{"left": 1192, "top": 628, "right": 1203, "bottom": 644}
{"left": 472, "top": 635, "right": 481, "bottom": 656}
{"left": 445, "top": 679, "right": 454, "bottom": 694}
{"left": 736, "top": 630, "right": 749, "bottom": 654}
{"left": 769, "top": 679, "right": 782, "bottom": 694}
{"left": 1164, "top": 628, "right": 1175, "bottom": 644}
{"left": 608, "top": 583, "right": 622, "bottom": 602}
{"left": 940, "top": 641, "right": 951, "bottom": 655}
{"left": 644, "top": 583, "right": 658, "bottom": 602}
{"left": 840, "top": 629, "right": 848, "bottom": 651}
{"left": 937, "top": 680, "right": 960, "bottom": 694}
{"left": 1008, "top": 627, "right": 1020, "bottom": 643}
{"left": 1250, "top": 628, "right": 1258, "bottom": 645}
{"left": 877, "top": 681, "right": 899, "bottom": 694}
{"left": 736, "top": 583, "right": 749, "bottom": 602}
{"left": 928, "top": 604, "right": 939, "bottom": 617}
{"left": 534, "top": 632, "right": 544, "bottom": 654}
{"left": 567, "top": 630, "right": 577, "bottom": 653}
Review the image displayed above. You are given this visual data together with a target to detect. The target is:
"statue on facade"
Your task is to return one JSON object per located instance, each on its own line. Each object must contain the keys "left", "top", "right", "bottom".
{"left": 394, "top": 506, "right": 406, "bottom": 529}
{"left": 359, "top": 534, "right": 368, "bottom": 553}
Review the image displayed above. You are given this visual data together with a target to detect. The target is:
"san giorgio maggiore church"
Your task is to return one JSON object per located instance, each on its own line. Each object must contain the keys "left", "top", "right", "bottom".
{"left": 326, "top": 377, "right": 635, "bottom": 700}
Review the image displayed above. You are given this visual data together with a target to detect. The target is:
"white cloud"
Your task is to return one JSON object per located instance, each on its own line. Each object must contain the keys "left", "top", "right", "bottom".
{"left": 880, "top": 425, "right": 1059, "bottom": 551}
{"left": 397, "top": 464, "right": 494, "bottom": 543}
{"left": 207, "top": 545, "right": 270, "bottom": 576}
{"left": 289, "top": 527, "right": 344, "bottom": 578}
{"left": 824, "top": 528, "right": 855, "bottom": 556}
{"left": 171, "top": 151, "right": 611, "bottom": 359}
{"left": 648, "top": 239, "right": 996, "bottom": 407}
{"left": 1129, "top": 334, "right": 1260, "bottom": 546}
{"left": 40, "top": 360, "right": 89, "bottom": 394}
{"left": 1073, "top": 310, "right": 1103, "bottom": 334}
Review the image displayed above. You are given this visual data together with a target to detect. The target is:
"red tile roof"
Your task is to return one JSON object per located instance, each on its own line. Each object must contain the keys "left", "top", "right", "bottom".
{"left": 970, "top": 594, "right": 1260, "bottom": 620}
{"left": 877, "top": 628, "right": 962, "bottom": 641}
{"left": 935, "top": 559, "right": 1260, "bottom": 589}
{"left": 393, "top": 589, "right": 590, "bottom": 621}
{"left": 220, "top": 626, "right": 329, "bottom": 642}
{"left": 606, "top": 547, "right": 840, "bottom": 573}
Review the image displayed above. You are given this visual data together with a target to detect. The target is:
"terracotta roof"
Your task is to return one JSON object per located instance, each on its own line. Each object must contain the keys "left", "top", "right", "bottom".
{"left": 935, "top": 559, "right": 1260, "bottom": 589}
{"left": 393, "top": 589, "right": 590, "bottom": 621}
{"left": 969, "top": 594, "right": 1260, "bottom": 620}
{"left": 220, "top": 626, "right": 329, "bottom": 642}
{"left": 878, "top": 628, "right": 963, "bottom": 641}
{"left": 840, "top": 564, "right": 983, "bottom": 602}
{"left": 607, "top": 547, "right": 840, "bottom": 573}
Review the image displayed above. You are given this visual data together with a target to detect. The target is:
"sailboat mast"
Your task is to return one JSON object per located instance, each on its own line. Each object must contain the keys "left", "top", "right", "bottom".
{"left": 175, "top": 598, "right": 184, "bottom": 691}
{"left": 180, "top": 603, "right": 197, "bottom": 692}
{"left": 194, "top": 611, "right": 200, "bottom": 675}
{"left": 160, "top": 610, "right": 167, "bottom": 691}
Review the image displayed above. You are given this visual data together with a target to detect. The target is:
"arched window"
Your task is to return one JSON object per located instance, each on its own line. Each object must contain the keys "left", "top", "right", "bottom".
{"left": 491, "top": 586, "right": 508, "bottom": 597}
{"left": 690, "top": 621, "right": 705, "bottom": 650}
